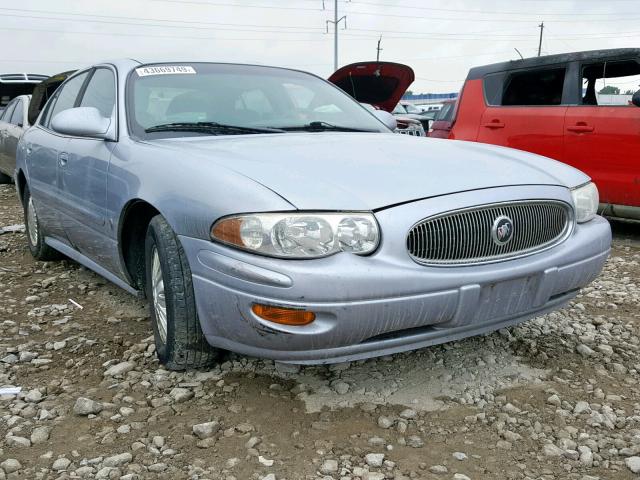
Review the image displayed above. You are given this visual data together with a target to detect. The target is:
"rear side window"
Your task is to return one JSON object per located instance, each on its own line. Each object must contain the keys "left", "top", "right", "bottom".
{"left": 484, "top": 73, "right": 506, "bottom": 105}
{"left": 485, "top": 68, "right": 566, "bottom": 106}
{"left": 79, "top": 68, "right": 116, "bottom": 118}
{"left": 10, "top": 100, "right": 24, "bottom": 126}
{"left": 435, "top": 102, "right": 454, "bottom": 121}
{"left": 581, "top": 59, "right": 640, "bottom": 106}
{"left": 42, "top": 71, "right": 90, "bottom": 128}
{"left": 1, "top": 101, "right": 16, "bottom": 122}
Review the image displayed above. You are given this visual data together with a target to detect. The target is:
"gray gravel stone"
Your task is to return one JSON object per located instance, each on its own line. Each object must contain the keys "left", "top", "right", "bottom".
{"left": 192, "top": 421, "right": 220, "bottom": 439}
{"left": 0, "top": 459, "right": 21, "bottom": 474}
{"left": 73, "top": 397, "right": 103, "bottom": 416}
{"left": 365, "top": 453, "right": 385, "bottom": 467}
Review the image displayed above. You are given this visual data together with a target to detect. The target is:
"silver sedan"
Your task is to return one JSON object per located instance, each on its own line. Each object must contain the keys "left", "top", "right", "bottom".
{"left": 0, "top": 94, "right": 30, "bottom": 183}
{"left": 16, "top": 60, "right": 611, "bottom": 369}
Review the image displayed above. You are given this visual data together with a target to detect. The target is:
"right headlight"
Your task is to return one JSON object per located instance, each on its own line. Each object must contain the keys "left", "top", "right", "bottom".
{"left": 211, "top": 212, "right": 380, "bottom": 258}
{"left": 571, "top": 182, "right": 599, "bottom": 223}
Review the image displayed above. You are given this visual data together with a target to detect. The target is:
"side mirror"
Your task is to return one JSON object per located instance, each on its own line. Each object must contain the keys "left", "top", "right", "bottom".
{"left": 373, "top": 110, "right": 398, "bottom": 131}
{"left": 632, "top": 90, "right": 640, "bottom": 107}
{"left": 51, "top": 107, "right": 111, "bottom": 138}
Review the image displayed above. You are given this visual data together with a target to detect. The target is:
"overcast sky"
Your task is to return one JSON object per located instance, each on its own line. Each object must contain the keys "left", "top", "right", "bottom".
{"left": 1, "top": 0, "right": 639, "bottom": 93}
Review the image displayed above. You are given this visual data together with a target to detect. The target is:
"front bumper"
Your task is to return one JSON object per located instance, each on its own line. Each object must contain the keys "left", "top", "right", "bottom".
{"left": 181, "top": 186, "right": 611, "bottom": 364}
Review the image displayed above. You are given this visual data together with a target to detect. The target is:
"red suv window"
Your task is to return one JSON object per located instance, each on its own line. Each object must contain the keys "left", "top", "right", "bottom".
{"left": 483, "top": 68, "right": 566, "bottom": 106}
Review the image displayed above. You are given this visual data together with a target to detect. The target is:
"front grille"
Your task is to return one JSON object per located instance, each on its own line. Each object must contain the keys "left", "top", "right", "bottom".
{"left": 407, "top": 200, "right": 573, "bottom": 265}
{"left": 395, "top": 125, "right": 425, "bottom": 137}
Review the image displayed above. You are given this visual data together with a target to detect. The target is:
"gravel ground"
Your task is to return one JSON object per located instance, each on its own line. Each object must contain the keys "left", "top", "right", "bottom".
{"left": 1, "top": 183, "right": 639, "bottom": 480}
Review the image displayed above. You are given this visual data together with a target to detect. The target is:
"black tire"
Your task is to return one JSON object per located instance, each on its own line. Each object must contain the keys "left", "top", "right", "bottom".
{"left": 0, "top": 171, "right": 11, "bottom": 184}
{"left": 22, "top": 185, "right": 63, "bottom": 261}
{"left": 144, "top": 215, "right": 220, "bottom": 370}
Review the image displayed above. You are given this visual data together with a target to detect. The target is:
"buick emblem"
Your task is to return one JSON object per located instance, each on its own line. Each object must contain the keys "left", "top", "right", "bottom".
{"left": 491, "top": 215, "right": 514, "bottom": 246}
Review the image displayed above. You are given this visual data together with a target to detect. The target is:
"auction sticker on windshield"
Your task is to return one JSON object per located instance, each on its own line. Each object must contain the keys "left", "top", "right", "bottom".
{"left": 136, "top": 66, "right": 196, "bottom": 76}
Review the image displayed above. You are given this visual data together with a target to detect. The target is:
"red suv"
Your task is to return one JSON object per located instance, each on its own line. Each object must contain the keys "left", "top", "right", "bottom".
{"left": 441, "top": 48, "right": 640, "bottom": 220}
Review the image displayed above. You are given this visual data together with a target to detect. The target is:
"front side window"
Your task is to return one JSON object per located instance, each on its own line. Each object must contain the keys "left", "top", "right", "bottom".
{"left": 392, "top": 103, "right": 406, "bottom": 114}
{"left": 128, "top": 63, "right": 387, "bottom": 138}
{"left": 581, "top": 59, "right": 640, "bottom": 106}
{"left": 502, "top": 68, "right": 566, "bottom": 106}
{"left": 10, "top": 100, "right": 24, "bottom": 126}
{"left": 43, "top": 71, "right": 90, "bottom": 128}
{"left": 80, "top": 68, "right": 116, "bottom": 118}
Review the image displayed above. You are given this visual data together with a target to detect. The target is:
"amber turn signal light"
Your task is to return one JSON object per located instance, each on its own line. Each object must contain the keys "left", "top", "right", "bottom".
{"left": 251, "top": 304, "right": 316, "bottom": 326}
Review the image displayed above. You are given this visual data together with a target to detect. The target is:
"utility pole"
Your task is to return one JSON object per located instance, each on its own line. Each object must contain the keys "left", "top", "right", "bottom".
{"left": 325, "top": 0, "right": 347, "bottom": 70}
{"left": 376, "top": 35, "right": 383, "bottom": 62}
{"left": 537, "top": 21, "right": 544, "bottom": 57}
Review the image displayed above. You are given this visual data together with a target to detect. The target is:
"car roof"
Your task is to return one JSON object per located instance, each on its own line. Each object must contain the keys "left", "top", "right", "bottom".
{"left": 467, "top": 48, "right": 640, "bottom": 80}
{"left": 0, "top": 73, "right": 49, "bottom": 84}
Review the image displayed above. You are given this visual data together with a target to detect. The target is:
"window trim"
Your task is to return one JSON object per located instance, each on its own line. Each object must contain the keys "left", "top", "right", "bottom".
{"left": 576, "top": 57, "right": 640, "bottom": 108}
{"left": 483, "top": 64, "right": 571, "bottom": 108}
{"left": 75, "top": 65, "right": 119, "bottom": 141}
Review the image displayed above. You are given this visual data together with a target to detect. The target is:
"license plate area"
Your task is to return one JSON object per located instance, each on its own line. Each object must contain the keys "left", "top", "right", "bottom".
{"left": 473, "top": 275, "right": 538, "bottom": 323}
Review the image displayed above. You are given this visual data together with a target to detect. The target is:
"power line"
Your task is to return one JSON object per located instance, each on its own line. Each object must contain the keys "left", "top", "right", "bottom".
{"left": 348, "top": 0, "right": 635, "bottom": 17}
{"left": 0, "top": 25, "right": 332, "bottom": 42}
{"left": 0, "top": 12, "right": 324, "bottom": 35}
{"left": 151, "top": 0, "right": 640, "bottom": 23}
{"left": 0, "top": 7, "right": 324, "bottom": 31}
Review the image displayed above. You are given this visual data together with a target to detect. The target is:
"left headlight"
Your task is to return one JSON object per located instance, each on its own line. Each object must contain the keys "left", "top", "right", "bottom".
{"left": 211, "top": 212, "right": 380, "bottom": 258}
{"left": 571, "top": 182, "right": 599, "bottom": 223}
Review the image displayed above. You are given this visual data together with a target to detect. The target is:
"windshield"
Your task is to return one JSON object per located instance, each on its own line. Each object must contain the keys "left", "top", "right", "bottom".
{"left": 128, "top": 63, "right": 388, "bottom": 138}
{"left": 403, "top": 104, "right": 421, "bottom": 114}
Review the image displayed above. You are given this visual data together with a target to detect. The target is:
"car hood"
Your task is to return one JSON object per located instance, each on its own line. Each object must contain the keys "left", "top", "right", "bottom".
{"left": 147, "top": 133, "right": 587, "bottom": 211}
{"left": 328, "top": 62, "right": 415, "bottom": 112}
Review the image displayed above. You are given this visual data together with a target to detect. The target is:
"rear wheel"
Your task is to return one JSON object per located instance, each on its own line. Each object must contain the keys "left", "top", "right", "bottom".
{"left": 144, "top": 215, "right": 220, "bottom": 370}
{"left": 0, "top": 172, "right": 11, "bottom": 184}
{"left": 22, "top": 185, "right": 62, "bottom": 261}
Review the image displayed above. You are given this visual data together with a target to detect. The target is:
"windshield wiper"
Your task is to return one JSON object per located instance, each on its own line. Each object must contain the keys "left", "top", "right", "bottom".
{"left": 145, "top": 122, "right": 285, "bottom": 134}
{"left": 277, "top": 121, "right": 377, "bottom": 133}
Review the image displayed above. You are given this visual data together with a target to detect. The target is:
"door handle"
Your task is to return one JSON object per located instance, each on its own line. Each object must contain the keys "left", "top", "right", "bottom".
{"left": 567, "top": 123, "right": 594, "bottom": 133}
{"left": 481, "top": 120, "right": 505, "bottom": 129}
{"left": 58, "top": 152, "right": 68, "bottom": 167}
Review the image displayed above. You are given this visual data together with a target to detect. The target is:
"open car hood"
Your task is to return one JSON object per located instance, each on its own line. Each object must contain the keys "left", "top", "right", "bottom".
{"left": 328, "top": 62, "right": 415, "bottom": 112}
{"left": 27, "top": 70, "right": 76, "bottom": 125}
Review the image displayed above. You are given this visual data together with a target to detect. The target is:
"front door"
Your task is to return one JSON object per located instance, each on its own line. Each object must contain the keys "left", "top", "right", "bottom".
{"left": 476, "top": 67, "right": 568, "bottom": 161}
{"left": 57, "top": 67, "right": 118, "bottom": 270}
{"left": 563, "top": 58, "right": 640, "bottom": 208}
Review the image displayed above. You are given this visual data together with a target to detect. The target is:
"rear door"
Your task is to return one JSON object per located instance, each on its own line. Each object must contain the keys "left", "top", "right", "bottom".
{"left": 476, "top": 66, "right": 569, "bottom": 161}
{"left": 563, "top": 58, "right": 640, "bottom": 207}
{"left": 3, "top": 98, "right": 27, "bottom": 176}
{"left": 25, "top": 70, "right": 91, "bottom": 242}
{"left": 0, "top": 100, "right": 17, "bottom": 175}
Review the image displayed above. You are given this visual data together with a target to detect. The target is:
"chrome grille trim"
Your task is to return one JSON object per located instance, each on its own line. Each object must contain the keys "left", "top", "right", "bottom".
{"left": 407, "top": 200, "right": 574, "bottom": 266}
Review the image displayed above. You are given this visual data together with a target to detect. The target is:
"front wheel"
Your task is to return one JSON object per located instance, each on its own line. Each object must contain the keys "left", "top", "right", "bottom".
{"left": 144, "top": 215, "right": 221, "bottom": 370}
